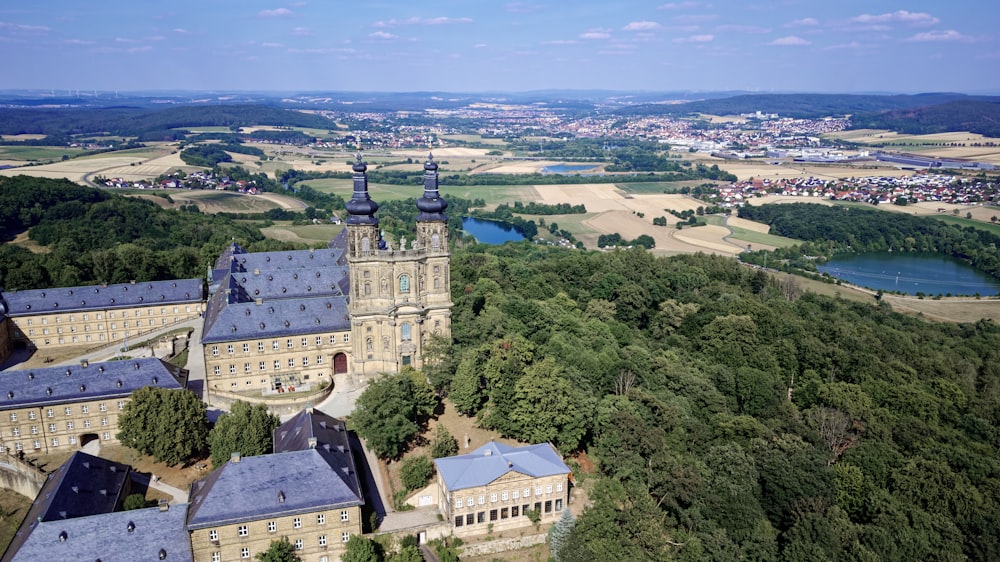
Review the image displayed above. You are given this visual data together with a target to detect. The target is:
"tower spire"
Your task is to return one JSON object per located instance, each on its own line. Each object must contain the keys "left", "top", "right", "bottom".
{"left": 416, "top": 152, "right": 448, "bottom": 222}
{"left": 345, "top": 153, "right": 379, "bottom": 225}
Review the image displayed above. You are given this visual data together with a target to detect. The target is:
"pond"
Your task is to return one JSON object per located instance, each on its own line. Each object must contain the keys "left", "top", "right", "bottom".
{"left": 817, "top": 252, "right": 1000, "bottom": 296}
{"left": 461, "top": 217, "right": 527, "bottom": 244}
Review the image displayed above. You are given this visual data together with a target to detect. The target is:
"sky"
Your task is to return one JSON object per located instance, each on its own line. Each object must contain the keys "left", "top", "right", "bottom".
{"left": 1, "top": 1, "right": 997, "bottom": 94}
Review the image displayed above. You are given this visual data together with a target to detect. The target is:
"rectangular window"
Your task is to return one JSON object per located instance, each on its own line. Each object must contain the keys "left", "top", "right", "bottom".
{"left": 293, "top": 517, "right": 301, "bottom": 529}
{"left": 117, "top": 401, "right": 125, "bottom": 410}
{"left": 102, "top": 432, "right": 110, "bottom": 440}
{"left": 490, "top": 493, "right": 497, "bottom": 503}
{"left": 501, "top": 507, "right": 509, "bottom": 519}
{"left": 502, "top": 491, "right": 508, "bottom": 501}
{"left": 48, "top": 423, "right": 56, "bottom": 433}
{"left": 84, "top": 420, "right": 91, "bottom": 428}
{"left": 330, "top": 335, "right": 337, "bottom": 344}
{"left": 455, "top": 516, "right": 463, "bottom": 527}
{"left": 30, "top": 426, "right": 37, "bottom": 435}
{"left": 341, "top": 510, "right": 349, "bottom": 522}
{"left": 545, "top": 500, "right": 552, "bottom": 513}
{"left": 243, "top": 343, "right": 250, "bottom": 353}
{"left": 535, "top": 502, "right": 542, "bottom": 514}
{"left": 478, "top": 495, "right": 485, "bottom": 505}
{"left": 212, "top": 553, "right": 221, "bottom": 562}
{"left": 556, "top": 483, "right": 563, "bottom": 492}
{"left": 211, "top": 346, "right": 218, "bottom": 356}
{"left": 302, "top": 357, "right": 309, "bottom": 367}
{"left": 477, "top": 511, "right": 486, "bottom": 524}
{"left": 315, "top": 336, "right": 322, "bottom": 346}
{"left": 238, "top": 525, "right": 248, "bottom": 537}
{"left": 466, "top": 514, "right": 474, "bottom": 526}
{"left": 490, "top": 509, "right": 498, "bottom": 521}
{"left": 81, "top": 405, "right": 88, "bottom": 414}
{"left": 214, "top": 366, "right": 221, "bottom": 375}
{"left": 274, "top": 360, "right": 281, "bottom": 370}
{"left": 272, "top": 341, "right": 279, "bottom": 350}
{"left": 8, "top": 413, "right": 14, "bottom": 422}
{"left": 536, "top": 486, "right": 543, "bottom": 496}
{"left": 317, "top": 356, "right": 323, "bottom": 364}
{"left": 101, "top": 418, "right": 108, "bottom": 426}
{"left": 259, "top": 362, "right": 266, "bottom": 371}
{"left": 523, "top": 488, "right": 530, "bottom": 498}
{"left": 343, "top": 333, "right": 349, "bottom": 343}
{"left": 546, "top": 485, "right": 553, "bottom": 494}
{"left": 244, "top": 363, "right": 251, "bottom": 373}
{"left": 64, "top": 407, "right": 72, "bottom": 415}
{"left": 258, "top": 342, "right": 265, "bottom": 352}
{"left": 318, "top": 535, "right": 327, "bottom": 547}
{"left": 241, "top": 548, "right": 250, "bottom": 559}
{"left": 209, "top": 530, "right": 218, "bottom": 542}
{"left": 341, "top": 532, "right": 350, "bottom": 543}
{"left": 512, "top": 505, "right": 519, "bottom": 517}
{"left": 66, "top": 421, "right": 74, "bottom": 431}
{"left": 294, "top": 539, "right": 303, "bottom": 550}
{"left": 301, "top": 337, "right": 308, "bottom": 347}
{"left": 268, "top": 521, "right": 276, "bottom": 533}
{"left": 455, "top": 498, "right": 463, "bottom": 508}
{"left": 51, "top": 438, "right": 59, "bottom": 447}
{"left": 99, "top": 403, "right": 107, "bottom": 412}
{"left": 229, "top": 364, "right": 236, "bottom": 374}
{"left": 555, "top": 498, "right": 563, "bottom": 511}
{"left": 288, "top": 358, "right": 295, "bottom": 368}
{"left": 513, "top": 489, "right": 519, "bottom": 500}
{"left": 317, "top": 513, "right": 326, "bottom": 525}
{"left": 286, "top": 339, "right": 294, "bottom": 349}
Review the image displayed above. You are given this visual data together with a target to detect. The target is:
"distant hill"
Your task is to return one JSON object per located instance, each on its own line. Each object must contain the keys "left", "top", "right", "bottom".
{"left": 0, "top": 104, "right": 335, "bottom": 141}
{"left": 849, "top": 100, "right": 1000, "bottom": 137}
{"left": 616, "top": 93, "right": 1000, "bottom": 119}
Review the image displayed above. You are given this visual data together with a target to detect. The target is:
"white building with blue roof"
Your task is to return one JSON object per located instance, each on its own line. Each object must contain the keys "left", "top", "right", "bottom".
{"left": 434, "top": 441, "right": 571, "bottom": 536}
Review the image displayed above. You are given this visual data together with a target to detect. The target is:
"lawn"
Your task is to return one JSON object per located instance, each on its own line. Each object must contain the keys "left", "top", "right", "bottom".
{"left": 0, "top": 146, "right": 87, "bottom": 161}
{"left": 929, "top": 214, "right": 1000, "bottom": 236}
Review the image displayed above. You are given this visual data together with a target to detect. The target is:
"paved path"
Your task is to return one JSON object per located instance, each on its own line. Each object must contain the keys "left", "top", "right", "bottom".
{"left": 132, "top": 472, "right": 189, "bottom": 505}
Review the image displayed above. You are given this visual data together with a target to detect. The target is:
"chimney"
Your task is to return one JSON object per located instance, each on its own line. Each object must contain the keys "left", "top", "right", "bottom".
{"left": 277, "top": 491, "right": 285, "bottom": 503}
{"left": 307, "top": 437, "right": 317, "bottom": 449}
{"left": 80, "top": 359, "right": 89, "bottom": 368}
{"left": 158, "top": 499, "right": 169, "bottom": 512}
{"left": 231, "top": 452, "right": 241, "bottom": 463}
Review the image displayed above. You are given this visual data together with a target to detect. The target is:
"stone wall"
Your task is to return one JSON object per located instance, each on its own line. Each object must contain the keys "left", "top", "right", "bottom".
{"left": 0, "top": 452, "right": 47, "bottom": 499}
{"left": 207, "top": 382, "right": 334, "bottom": 415}
{"left": 459, "top": 533, "right": 548, "bottom": 557}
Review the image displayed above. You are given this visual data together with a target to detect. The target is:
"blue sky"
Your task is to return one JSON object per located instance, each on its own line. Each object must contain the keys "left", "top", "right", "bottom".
{"left": 1, "top": 1, "right": 996, "bottom": 94}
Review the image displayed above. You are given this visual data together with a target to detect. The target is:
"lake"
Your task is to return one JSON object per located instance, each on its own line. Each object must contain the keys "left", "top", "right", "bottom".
{"left": 817, "top": 252, "right": 1000, "bottom": 296}
{"left": 462, "top": 217, "right": 527, "bottom": 244}
{"left": 541, "top": 163, "right": 600, "bottom": 174}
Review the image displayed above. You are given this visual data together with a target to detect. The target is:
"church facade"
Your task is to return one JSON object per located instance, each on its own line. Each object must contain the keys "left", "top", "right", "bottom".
{"left": 200, "top": 154, "right": 452, "bottom": 403}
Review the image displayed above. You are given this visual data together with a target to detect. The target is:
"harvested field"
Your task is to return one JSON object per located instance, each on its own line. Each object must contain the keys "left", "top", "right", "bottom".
{"left": 582, "top": 211, "right": 710, "bottom": 255}
{"left": 674, "top": 224, "right": 745, "bottom": 255}
{"left": 169, "top": 190, "right": 282, "bottom": 214}
{"left": 727, "top": 216, "right": 770, "bottom": 233}
{"left": 261, "top": 223, "right": 345, "bottom": 245}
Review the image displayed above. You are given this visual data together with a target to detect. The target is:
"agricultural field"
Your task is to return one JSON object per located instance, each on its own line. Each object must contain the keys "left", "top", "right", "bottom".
{"left": 617, "top": 180, "right": 723, "bottom": 194}
{"left": 167, "top": 190, "right": 284, "bottom": 214}
{"left": 822, "top": 129, "right": 1000, "bottom": 165}
{"left": 299, "top": 177, "right": 538, "bottom": 208}
{"left": 260, "top": 223, "right": 346, "bottom": 245}
{"left": 0, "top": 145, "right": 87, "bottom": 162}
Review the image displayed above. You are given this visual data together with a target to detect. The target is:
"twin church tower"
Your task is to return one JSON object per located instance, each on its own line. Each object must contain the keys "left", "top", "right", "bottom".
{"left": 345, "top": 153, "right": 452, "bottom": 375}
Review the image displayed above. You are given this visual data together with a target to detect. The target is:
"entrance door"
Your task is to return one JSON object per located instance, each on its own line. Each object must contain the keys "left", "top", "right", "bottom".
{"left": 333, "top": 353, "right": 348, "bottom": 374}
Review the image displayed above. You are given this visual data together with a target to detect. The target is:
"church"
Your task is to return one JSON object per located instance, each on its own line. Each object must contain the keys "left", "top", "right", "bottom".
{"left": 200, "top": 153, "right": 452, "bottom": 404}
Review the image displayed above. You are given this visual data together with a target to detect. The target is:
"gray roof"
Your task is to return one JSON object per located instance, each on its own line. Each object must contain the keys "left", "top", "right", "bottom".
{"left": 2, "top": 279, "right": 203, "bottom": 316}
{"left": 273, "top": 409, "right": 363, "bottom": 501}
{"left": 186, "top": 448, "right": 363, "bottom": 529}
{"left": 201, "top": 295, "right": 350, "bottom": 344}
{"left": 434, "top": 442, "right": 570, "bottom": 493}
{"left": 5, "top": 504, "right": 192, "bottom": 562}
{"left": 0, "top": 358, "right": 188, "bottom": 410}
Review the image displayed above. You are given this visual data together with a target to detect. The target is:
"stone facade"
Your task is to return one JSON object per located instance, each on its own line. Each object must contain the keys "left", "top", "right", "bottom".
{"left": 440, "top": 469, "right": 568, "bottom": 536}
{"left": 188, "top": 506, "right": 361, "bottom": 562}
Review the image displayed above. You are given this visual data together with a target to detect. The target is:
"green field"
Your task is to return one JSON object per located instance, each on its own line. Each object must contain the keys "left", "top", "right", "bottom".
{"left": 441, "top": 133, "right": 506, "bottom": 146}
{"left": 930, "top": 214, "right": 1000, "bottom": 236}
{"left": 0, "top": 146, "right": 87, "bottom": 161}
{"left": 299, "top": 178, "right": 536, "bottom": 206}
{"left": 705, "top": 215, "right": 801, "bottom": 248}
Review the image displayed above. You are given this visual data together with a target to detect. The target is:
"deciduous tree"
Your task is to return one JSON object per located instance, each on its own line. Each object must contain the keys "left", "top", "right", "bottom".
{"left": 117, "top": 387, "right": 209, "bottom": 466}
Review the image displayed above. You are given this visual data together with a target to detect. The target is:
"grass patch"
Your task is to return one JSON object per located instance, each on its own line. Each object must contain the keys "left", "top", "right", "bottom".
{"left": 727, "top": 226, "right": 800, "bottom": 248}
{"left": 261, "top": 223, "right": 346, "bottom": 244}
{"left": 0, "top": 146, "right": 87, "bottom": 161}
{"left": 0, "top": 489, "right": 33, "bottom": 554}
{"left": 930, "top": 214, "right": 1000, "bottom": 236}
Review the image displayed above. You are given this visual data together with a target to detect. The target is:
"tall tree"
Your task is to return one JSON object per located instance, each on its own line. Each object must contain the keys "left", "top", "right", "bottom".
{"left": 255, "top": 538, "right": 302, "bottom": 562}
{"left": 208, "top": 400, "right": 280, "bottom": 467}
{"left": 352, "top": 371, "right": 438, "bottom": 459}
{"left": 117, "top": 387, "right": 209, "bottom": 466}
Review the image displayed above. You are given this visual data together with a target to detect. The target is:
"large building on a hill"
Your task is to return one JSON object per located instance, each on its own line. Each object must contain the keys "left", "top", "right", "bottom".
{"left": 434, "top": 442, "right": 571, "bottom": 536}
{"left": 201, "top": 153, "right": 452, "bottom": 404}
{"left": 0, "top": 278, "right": 203, "bottom": 355}
{"left": 0, "top": 357, "right": 189, "bottom": 455}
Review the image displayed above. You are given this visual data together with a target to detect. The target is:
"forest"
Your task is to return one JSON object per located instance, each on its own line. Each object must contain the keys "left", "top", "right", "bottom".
{"left": 738, "top": 203, "right": 1000, "bottom": 282}
{"left": 849, "top": 100, "right": 1000, "bottom": 138}
{"left": 420, "top": 241, "right": 1000, "bottom": 561}
{"left": 0, "top": 176, "right": 273, "bottom": 290}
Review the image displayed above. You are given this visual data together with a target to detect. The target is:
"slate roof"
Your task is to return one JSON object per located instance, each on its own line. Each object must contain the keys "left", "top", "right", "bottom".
{"left": 2, "top": 279, "right": 203, "bottom": 316}
{"left": 434, "top": 442, "right": 570, "bottom": 493}
{"left": 0, "top": 358, "right": 188, "bottom": 410}
{"left": 201, "top": 295, "right": 350, "bottom": 344}
{"left": 4, "top": 504, "right": 192, "bottom": 562}
{"left": 273, "top": 409, "right": 363, "bottom": 501}
{"left": 186, "top": 448, "right": 364, "bottom": 529}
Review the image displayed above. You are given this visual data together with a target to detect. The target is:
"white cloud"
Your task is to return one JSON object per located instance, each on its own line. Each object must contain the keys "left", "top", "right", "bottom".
{"left": 63, "top": 38, "right": 96, "bottom": 45}
{"left": 623, "top": 21, "right": 661, "bottom": 31}
{"left": 786, "top": 17, "right": 819, "bottom": 27}
{"left": 290, "top": 27, "right": 312, "bottom": 36}
{"left": 373, "top": 16, "right": 472, "bottom": 27}
{"left": 768, "top": 35, "right": 810, "bottom": 46}
{"left": 261, "top": 42, "right": 284, "bottom": 48}
{"left": 906, "top": 29, "right": 971, "bottom": 42}
{"left": 474, "top": 43, "right": 488, "bottom": 48}
{"left": 823, "top": 41, "right": 866, "bottom": 51}
{"left": 542, "top": 39, "right": 578, "bottom": 45}
{"left": 674, "top": 34, "right": 713, "bottom": 43}
{"left": 0, "top": 21, "right": 50, "bottom": 33}
{"left": 114, "top": 37, "right": 137, "bottom": 43}
{"left": 851, "top": 10, "right": 938, "bottom": 26}
{"left": 173, "top": 28, "right": 191, "bottom": 34}
{"left": 579, "top": 29, "right": 612, "bottom": 40}
{"left": 658, "top": 1, "right": 699, "bottom": 9}
{"left": 369, "top": 31, "right": 397, "bottom": 40}
{"left": 258, "top": 8, "right": 293, "bottom": 18}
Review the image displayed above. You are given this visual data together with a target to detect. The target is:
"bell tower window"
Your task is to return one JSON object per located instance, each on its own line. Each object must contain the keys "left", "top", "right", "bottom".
{"left": 399, "top": 274, "right": 410, "bottom": 293}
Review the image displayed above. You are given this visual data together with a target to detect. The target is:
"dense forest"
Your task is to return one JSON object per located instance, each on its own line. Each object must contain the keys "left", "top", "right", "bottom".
{"left": 850, "top": 100, "right": 1000, "bottom": 138}
{"left": 618, "top": 93, "right": 1000, "bottom": 120}
{"left": 0, "top": 176, "right": 274, "bottom": 290}
{"left": 738, "top": 203, "right": 1000, "bottom": 283}
{"left": 0, "top": 105, "right": 334, "bottom": 142}
{"left": 425, "top": 242, "right": 1000, "bottom": 561}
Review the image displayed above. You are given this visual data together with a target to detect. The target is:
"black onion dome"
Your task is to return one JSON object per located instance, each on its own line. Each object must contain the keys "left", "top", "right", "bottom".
{"left": 346, "top": 153, "right": 379, "bottom": 225}
{"left": 416, "top": 152, "right": 448, "bottom": 221}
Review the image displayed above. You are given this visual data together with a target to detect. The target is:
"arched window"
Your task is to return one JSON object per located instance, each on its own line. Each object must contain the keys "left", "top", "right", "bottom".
{"left": 363, "top": 282, "right": 371, "bottom": 296}
{"left": 401, "top": 322, "right": 412, "bottom": 342}
{"left": 431, "top": 233, "right": 441, "bottom": 250}
{"left": 360, "top": 237, "right": 370, "bottom": 253}
{"left": 399, "top": 274, "right": 410, "bottom": 293}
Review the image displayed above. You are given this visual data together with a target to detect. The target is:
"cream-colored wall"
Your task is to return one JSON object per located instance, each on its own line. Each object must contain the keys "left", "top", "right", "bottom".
{"left": 439, "top": 471, "right": 569, "bottom": 536}
{"left": 203, "top": 331, "right": 350, "bottom": 400}
{"left": 9, "top": 301, "right": 202, "bottom": 350}
{"left": 189, "top": 506, "right": 361, "bottom": 562}
{"left": 0, "top": 396, "right": 133, "bottom": 456}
